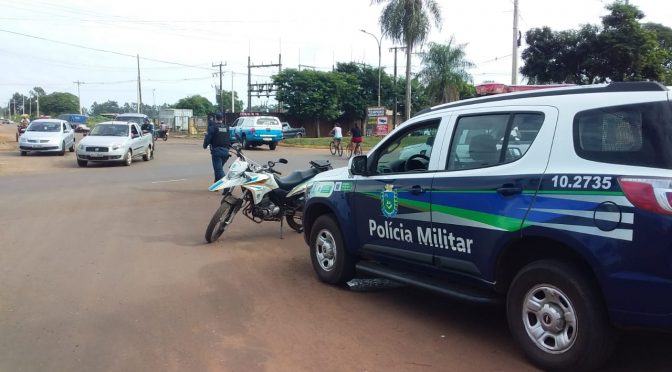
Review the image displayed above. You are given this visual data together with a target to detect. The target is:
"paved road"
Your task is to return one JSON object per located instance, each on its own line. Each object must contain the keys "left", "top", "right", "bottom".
{"left": 0, "top": 139, "right": 670, "bottom": 371}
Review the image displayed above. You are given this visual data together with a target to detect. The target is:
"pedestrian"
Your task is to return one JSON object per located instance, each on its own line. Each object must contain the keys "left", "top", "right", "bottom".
{"left": 203, "top": 113, "right": 231, "bottom": 183}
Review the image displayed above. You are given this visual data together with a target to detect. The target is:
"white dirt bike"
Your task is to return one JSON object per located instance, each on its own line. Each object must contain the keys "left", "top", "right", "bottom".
{"left": 205, "top": 144, "right": 331, "bottom": 243}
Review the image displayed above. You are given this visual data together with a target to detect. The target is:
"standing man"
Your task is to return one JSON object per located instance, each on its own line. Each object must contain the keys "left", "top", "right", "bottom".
{"left": 203, "top": 113, "right": 231, "bottom": 183}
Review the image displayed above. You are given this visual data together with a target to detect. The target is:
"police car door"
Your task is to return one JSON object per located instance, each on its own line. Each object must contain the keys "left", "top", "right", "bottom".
{"left": 432, "top": 106, "right": 558, "bottom": 281}
{"left": 353, "top": 118, "right": 446, "bottom": 266}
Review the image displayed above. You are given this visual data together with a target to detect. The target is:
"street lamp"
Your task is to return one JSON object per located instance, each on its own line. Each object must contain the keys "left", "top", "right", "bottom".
{"left": 360, "top": 29, "right": 381, "bottom": 107}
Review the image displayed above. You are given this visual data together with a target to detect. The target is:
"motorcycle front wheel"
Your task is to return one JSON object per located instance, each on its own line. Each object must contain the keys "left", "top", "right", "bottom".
{"left": 205, "top": 199, "right": 237, "bottom": 243}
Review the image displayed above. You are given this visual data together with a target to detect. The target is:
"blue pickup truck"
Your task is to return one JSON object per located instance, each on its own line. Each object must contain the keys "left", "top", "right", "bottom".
{"left": 230, "top": 116, "right": 284, "bottom": 150}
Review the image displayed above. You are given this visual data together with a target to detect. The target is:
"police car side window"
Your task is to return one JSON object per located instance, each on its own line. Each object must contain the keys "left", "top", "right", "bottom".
{"left": 374, "top": 120, "right": 440, "bottom": 174}
{"left": 447, "top": 113, "right": 543, "bottom": 170}
{"left": 573, "top": 101, "right": 672, "bottom": 169}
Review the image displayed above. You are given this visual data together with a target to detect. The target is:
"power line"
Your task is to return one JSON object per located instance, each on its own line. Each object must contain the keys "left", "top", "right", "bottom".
{"left": 0, "top": 28, "right": 213, "bottom": 71}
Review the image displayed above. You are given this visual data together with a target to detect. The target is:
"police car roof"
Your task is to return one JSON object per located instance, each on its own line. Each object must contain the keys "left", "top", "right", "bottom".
{"left": 414, "top": 81, "right": 669, "bottom": 117}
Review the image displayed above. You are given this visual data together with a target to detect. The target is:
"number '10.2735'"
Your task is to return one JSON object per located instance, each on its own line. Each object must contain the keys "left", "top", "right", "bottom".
{"left": 551, "top": 175, "right": 612, "bottom": 190}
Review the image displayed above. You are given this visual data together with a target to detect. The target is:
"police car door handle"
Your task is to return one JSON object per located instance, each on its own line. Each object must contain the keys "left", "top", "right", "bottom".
{"left": 410, "top": 185, "right": 425, "bottom": 195}
{"left": 496, "top": 185, "right": 522, "bottom": 196}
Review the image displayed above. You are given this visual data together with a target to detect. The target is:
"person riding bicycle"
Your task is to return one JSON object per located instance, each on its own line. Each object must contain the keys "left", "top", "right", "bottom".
{"left": 350, "top": 123, "right": 363, "bottom": 155}
{"left": 330, "top": 122, "right": 343, "bottom": 148}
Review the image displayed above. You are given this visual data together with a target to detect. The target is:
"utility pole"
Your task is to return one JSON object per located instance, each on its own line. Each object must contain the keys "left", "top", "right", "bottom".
{"left": 248, "top": 54, "right": 282, "bottom": 112}
{"left": 36, "top": 96, "right": 39, "bottom": 117}
{"left": 212, "top": 61, "right": 227, "bottom": 115}
{"left": 22, "top": 95, "right": 25, "bottom": 115}
{"left": 512, "top": 0, "right": 519, "bottom": 85}
{"left": 137, "top": 54, "right": 143, "bottom": 113}
{"left": 389, "top": 46, "right": 405, "bottom": 128}
{"left": 74, "top": 81, "right": 84, "bottom": 114}
{"left": 361, "top": 29, "right": 382, "bottom": 107}
{"left": 231, "top": 72, "right": 235, "bottom": 113}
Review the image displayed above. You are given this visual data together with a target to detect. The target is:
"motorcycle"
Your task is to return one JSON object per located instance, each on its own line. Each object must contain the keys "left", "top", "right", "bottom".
{"left": 154, "top": 129, "right": 168, "bottom": 141}
{"left": 205, "top": 144, "right": 332, "bottom": 243}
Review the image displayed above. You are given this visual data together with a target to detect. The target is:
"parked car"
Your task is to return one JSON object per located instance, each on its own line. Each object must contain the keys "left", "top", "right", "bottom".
{"left": 75, "top": 121, "right": 153, "bottom": 167}
{"left": 303, "top": 82, "right": 672, "bottom": 371}
{"left": 18, "top": 119, "right": 75, "bottom": 156}
{"left": 230, "top": 116, "right": 283, "bottom": 150}
{"left": 281, "top": 122, "right": 305, "bottom": 138}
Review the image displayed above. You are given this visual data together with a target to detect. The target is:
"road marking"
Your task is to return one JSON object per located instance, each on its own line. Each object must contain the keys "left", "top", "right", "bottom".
{"left": 151, "top": 178, "right": 187, "bottom": 184}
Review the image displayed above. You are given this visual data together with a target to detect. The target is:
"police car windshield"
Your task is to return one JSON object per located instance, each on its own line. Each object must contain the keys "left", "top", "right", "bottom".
{"left": 90, "top": 124, "right": 129, "bottom": 137}
{"left": 27, "top": 122, "right": 60, "bottom": 132}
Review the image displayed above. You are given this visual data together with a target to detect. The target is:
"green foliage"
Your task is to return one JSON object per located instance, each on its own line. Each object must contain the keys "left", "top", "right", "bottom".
{"left": 419, "top": 38, "right": 474, "bottom": 105}
{"left": 274, "top": 69, "right": 341, "bottom": 122}
{"left": 213, "top": 89, "right": 244, "bottom": 113}
{"left": 283, "top": 136, "right": 382, "bottom": 148}
{"left": 174, "top": 95, "right": 215, "bottom": 116}
{"left": 373, "top": 0, "right": 442, "bottom": 119}
{"left": 90, "top": 100, "right": 120, "bottom": 116}
{"left": 521, "top": 2, "right": 672, "bottom": 84}
{"left": 39, "top": 92, "right": 79, "bottom": 116}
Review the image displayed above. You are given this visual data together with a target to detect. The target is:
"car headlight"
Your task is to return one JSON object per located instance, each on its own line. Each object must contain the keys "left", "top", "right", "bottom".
{"left": 111, "top": 144, "right": 123, "bottom": 150}
{"left": 78, "top": 144, "right": 85, "bottom": 150}
{"left": 20, "top": 137, "right": 27, "bottom": 143}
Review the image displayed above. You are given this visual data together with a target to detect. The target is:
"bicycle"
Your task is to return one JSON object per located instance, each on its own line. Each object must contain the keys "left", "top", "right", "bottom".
{"left": 346, "top": 141, "right": 363, "bottom": 159}
{"left": 329, "top": 138, "right": 343, "bottom": 157}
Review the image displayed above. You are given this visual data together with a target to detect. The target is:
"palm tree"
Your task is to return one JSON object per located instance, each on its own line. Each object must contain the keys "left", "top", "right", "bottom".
{"left": 419, "top": 38, "right": 475, "bottom": 105}
{"left": 373, "top": 0, "right": 442, "bottom": 120}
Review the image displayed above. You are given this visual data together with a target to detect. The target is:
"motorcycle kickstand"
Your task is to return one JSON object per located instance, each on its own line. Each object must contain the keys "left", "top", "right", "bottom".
{"left": 279, "top": 216, "right": 284, "bottom": 239}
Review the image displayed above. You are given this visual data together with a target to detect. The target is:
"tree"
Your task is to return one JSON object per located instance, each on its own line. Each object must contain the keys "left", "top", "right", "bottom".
{"left": 174, "top": 95, "right": 215, "bottom": 116}
{"left": 274, "top": 69, "right": 341, "bottom": 136}
{"left": 419, "top": 38, "right": 474, "bottom": 105}
{"left": 521, "top": 2, "right": 671, "bottom": 84}
{"left": 90, "top": 100, "right": 120, "bottom": 116}
{"left": 215, "top": 90, "right": 244, "bottom": 113}
{"left": 39, "top": 92, "right": 79, "bottom": 115}
{"left": 373, "top": 0, "right": 441, "bottom": 120}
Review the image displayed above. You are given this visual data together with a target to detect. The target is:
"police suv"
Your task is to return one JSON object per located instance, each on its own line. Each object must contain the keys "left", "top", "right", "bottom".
{"left": 303, "top": 82, "right": 672, "bottom": 371}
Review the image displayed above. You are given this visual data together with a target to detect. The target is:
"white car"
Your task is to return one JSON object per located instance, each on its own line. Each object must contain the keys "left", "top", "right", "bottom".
{"left": 76, "top": 121, "right": 154, "bottom": 167}
{"left": 19, "top": 119, "right": 75, "bottom": 156}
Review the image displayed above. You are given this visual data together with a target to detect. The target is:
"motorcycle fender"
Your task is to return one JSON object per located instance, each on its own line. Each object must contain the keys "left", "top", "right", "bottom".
{"left": 209, "top": 177, "right": 245, "bottom": 192}
{"left": 286, "top": 180, "right": 311, "bottom": 198}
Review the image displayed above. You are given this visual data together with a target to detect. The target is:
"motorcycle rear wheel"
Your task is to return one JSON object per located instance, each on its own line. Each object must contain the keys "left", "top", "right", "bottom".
{"left": 286, "top": 212, "right": 303, "bottom": 233}
{"left": 205, "top": 199, "right": 236, "bottom": 243}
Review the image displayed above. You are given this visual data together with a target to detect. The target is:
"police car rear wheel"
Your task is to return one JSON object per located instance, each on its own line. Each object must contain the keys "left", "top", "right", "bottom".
{"left": 310, "top": 214, "right": 355, "bottom": 284}
{"left": 507, "top": 260, "right": 617, "bottom": 371}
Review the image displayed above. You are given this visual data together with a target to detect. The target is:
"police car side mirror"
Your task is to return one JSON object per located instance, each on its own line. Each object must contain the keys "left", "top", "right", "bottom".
{"left": 350, "top": 155, "right": 369, "bottom": 176}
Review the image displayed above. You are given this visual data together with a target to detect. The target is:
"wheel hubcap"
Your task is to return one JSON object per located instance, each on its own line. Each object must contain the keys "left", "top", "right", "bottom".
{"left": 315, "top": 229, "right": 336, "bottom": 272}
{"left": 522, "top": 284, "right": 577, "bottom": 354}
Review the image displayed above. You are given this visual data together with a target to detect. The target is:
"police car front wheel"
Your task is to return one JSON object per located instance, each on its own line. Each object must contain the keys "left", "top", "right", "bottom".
{"left": 309, "top": 214, "right": 355, "bottom": 285}
{"left": 506, "top": 259, "right": 617, "bottom": 371}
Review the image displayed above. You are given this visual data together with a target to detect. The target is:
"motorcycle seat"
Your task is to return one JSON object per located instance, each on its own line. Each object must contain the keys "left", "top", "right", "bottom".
{"left": 275, "top": 168, "right": 319, "bottom": 191}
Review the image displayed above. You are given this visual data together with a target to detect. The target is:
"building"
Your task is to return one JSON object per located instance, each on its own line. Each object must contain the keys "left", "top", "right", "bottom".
{"left": 159, "top": 109, "right": 193, "bottom": 131}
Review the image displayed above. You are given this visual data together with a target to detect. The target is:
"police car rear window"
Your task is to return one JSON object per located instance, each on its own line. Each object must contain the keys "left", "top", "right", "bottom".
{"left": 573, "top": 101, "right": 672, "bottom": 169}
{"left": 254, "top": 118, "right": 280, "bottom": 127}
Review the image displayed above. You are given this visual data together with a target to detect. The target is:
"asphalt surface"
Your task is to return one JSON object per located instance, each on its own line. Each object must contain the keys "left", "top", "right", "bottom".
{"left": 0, "top": 134, "right": 671, "bottom": 371}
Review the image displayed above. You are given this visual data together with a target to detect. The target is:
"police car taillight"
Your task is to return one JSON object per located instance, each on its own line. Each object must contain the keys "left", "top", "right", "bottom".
{"left": 618, "top": 177, "right": 672, "bottom": 215}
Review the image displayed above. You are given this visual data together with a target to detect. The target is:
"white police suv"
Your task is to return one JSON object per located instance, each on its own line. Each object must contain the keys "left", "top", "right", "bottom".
{"left": 302, "top": 82, "right": 672, "bottom": 371}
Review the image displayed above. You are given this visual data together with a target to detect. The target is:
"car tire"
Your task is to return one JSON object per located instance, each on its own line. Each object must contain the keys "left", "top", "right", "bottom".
{"left": 143, "top": 146, "right": 152, "bottom": 161}
{"left": 296, "top": 133, "right": 303, "bottom": 139}
{"left": 20, "top": 151, "right": 27, "bottom": 156}
{"left": 309, "top": 214, "right": 355, "bottom": 285}
{"left": 123, "top": 150, "right": 132, "bottom": 166}
{"left": 269, "top": 142, "right": 277, "bottom": 150}
{"left": 58, "top": 142, "right": 66, "bottom": 156}
{"left": 242, "top": 136, "right": 250, "bottom": 150}
{"left": 69, "top": 142, "right": 75, "bottom": 152}
{"left": 506, "top": 259, "right": 617, "bottom": 372}
{"left": 77, "top": 159, "right": 87, "bottom": 167}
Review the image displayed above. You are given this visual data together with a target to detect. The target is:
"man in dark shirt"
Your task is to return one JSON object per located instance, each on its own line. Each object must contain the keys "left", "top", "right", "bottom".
{"left": 203, "top": 113, "right": 231, "bottom": 182}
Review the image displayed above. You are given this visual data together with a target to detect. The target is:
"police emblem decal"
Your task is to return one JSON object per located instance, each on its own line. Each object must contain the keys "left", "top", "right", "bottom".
{"left": 381, "top": 184, "right": 398, "bottom": 218}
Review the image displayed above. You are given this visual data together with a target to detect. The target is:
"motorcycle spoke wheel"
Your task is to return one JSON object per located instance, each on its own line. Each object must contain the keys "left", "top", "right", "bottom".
{"left": 205, "top": 200, "right": 235, "bottom": 243}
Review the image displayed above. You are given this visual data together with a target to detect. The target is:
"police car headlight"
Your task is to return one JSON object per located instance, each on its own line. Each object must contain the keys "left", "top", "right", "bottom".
{"left": 19, "top": 137, "right": 27, "bottom": 143}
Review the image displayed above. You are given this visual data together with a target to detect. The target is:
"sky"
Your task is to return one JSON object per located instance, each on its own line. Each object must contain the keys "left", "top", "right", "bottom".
{"left": 1, "top": 0, "right": 671, "bottom": 113}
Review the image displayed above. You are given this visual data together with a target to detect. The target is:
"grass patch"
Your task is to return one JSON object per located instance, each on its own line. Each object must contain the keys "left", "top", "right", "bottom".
{"left": 284, "top": 136, "right": 383, "bottom": 149}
